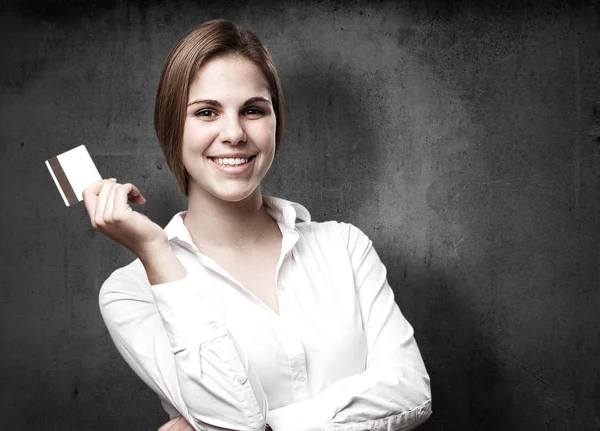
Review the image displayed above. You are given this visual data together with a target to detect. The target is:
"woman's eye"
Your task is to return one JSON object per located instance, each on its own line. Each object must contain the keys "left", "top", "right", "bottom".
{"left": 244, "top": 108, "right": 264, "bottom": 116}
{"left": 195, "top": 109, "right": 216, "bottom": 117}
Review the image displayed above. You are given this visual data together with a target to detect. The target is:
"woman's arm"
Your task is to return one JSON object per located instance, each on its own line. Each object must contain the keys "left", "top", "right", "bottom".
{"left": 266, "top": 222, "right": 431, "bottom": 431}
{"left": 100, "top": 250, "right": 269, "bottom": 431}
{"left": 85, "top": 180, "right": 268, "bottom": 431}
{"left": 158, "top": 415, "right": 196, "bottom": 431}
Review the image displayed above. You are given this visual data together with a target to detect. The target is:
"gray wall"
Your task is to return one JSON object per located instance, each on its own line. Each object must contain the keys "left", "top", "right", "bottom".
{"left": 1, "top": 0, "right": 599, "bottom": 429}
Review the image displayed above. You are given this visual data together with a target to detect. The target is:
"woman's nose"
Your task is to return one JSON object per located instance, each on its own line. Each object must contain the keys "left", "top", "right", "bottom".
{"left": 218, "top": 115, "right": 247, "bottom": 146}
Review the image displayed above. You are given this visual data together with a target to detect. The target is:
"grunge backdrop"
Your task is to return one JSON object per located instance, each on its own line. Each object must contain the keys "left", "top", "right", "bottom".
{"left": 1, "top": 0, "right": 599, "bottom": 429}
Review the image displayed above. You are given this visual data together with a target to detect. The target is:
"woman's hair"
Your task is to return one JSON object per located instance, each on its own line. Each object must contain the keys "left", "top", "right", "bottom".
{"left": 154, "top": 19, "right": 285, "bottom": 195}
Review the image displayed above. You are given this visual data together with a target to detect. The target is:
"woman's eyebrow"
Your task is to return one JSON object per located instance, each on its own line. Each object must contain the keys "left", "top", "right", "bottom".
{"left": 187, "top": 99, "right": 221, "bottom": 107}
{"left": 243, "top": 96, "right": 272, "bottom": 106}
{"left": 187, "top": 96, "right": 271, "bottom": 107}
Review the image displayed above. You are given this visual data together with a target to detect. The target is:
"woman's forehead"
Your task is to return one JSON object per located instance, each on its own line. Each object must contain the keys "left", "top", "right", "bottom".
{"left": 188, "top": 55, "right": 271, "bottom": 102}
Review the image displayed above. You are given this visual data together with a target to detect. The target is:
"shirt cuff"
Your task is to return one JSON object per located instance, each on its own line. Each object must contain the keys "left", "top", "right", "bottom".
{"left": 268, "top": 399, "right": 431, "bottom": 431}
{"left": 322, "top": 400, "right": 432, "bottom": 431}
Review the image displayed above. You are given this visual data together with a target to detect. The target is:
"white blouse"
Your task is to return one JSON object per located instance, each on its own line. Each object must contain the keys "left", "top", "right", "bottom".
{"left": 99, "top": 196, "right": 432, "bottom": 431}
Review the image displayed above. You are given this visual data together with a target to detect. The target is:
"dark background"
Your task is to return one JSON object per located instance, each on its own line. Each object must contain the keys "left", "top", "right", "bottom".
{"left": 1, "top": 0, "right": 599, "bottom": 429}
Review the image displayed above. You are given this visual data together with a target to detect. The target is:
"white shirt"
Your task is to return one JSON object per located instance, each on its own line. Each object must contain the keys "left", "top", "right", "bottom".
{"left": 99, "top": 196, "right": 432, "bottom": 431}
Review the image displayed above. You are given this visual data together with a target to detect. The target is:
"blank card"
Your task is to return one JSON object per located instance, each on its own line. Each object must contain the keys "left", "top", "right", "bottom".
{"left": 45, "top": 145, "right": 102, "bottom": 206}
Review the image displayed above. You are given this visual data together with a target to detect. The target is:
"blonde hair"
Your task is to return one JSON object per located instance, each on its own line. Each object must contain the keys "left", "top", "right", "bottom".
{"left": 154, "top": 19, "right": 285, "bottom": 195}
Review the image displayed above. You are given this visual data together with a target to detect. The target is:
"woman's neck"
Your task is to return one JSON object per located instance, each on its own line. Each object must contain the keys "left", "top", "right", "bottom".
{"left": 183, "top": 186, "right": 277, "bottom": 250}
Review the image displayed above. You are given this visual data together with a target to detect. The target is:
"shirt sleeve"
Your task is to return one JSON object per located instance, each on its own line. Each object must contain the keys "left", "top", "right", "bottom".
{"left": 267, "top": 223, "right": 432, "bottom": 431}
{"left": 99, "top": 262, "right": 268, "bottom": 431}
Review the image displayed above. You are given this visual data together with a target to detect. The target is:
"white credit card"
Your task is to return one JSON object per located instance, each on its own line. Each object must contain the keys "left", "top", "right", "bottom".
{"left": 45, "top": 145, "right": 102, "bottom": 206}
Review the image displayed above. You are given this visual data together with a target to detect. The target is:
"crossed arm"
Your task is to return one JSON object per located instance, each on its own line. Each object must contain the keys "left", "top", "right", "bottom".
{"left": 100, "top": 222, "right": 431, "bottom": 431}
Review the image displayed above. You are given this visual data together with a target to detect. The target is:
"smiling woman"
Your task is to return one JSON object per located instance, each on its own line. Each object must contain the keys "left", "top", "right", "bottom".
{"left": 181, "top": 55, "right": 276, "bottom": 205}
{"left": 83, "top": 19, "right": 432, "bottom": 431}
{"left": 154, "top": 19, "right": 285, "bottom": 198}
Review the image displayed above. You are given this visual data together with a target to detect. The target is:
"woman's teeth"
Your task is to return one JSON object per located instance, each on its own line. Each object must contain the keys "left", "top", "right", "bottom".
{"left": 213, "top": 157, "right": 250, "bottom": 166}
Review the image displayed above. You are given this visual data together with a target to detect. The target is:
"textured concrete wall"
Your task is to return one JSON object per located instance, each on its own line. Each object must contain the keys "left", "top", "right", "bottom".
{"left": 1, "top": 1, "right": 599, "bottom": 429}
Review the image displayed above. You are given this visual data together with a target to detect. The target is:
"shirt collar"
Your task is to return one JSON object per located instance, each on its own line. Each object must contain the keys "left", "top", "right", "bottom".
{"left": 163, "top": 195, "right": 311, "bottom": 252}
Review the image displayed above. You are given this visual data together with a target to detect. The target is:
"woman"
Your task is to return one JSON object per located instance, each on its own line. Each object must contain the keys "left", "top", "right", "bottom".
{"left": 83, "top": 19, "right": 432, "bottom": 431}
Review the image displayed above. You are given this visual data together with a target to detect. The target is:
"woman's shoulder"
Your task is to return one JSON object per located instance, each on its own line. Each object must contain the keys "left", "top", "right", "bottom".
{"left": 266, "top": 195, "right": 372, "bottom": 247}
{"left": 296, "top": 218, "right": 372, "bottom": 249}
{"left": 297, "top": 218, "right": 347, "bottom": 234}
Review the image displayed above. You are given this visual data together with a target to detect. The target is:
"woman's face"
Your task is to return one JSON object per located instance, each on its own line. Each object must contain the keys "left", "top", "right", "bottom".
{"left": 182, "top": 54, "right": 276, "bottom": 203}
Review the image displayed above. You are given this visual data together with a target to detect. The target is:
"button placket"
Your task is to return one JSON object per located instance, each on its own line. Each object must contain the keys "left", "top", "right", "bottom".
{"left": 235, "top": 374, "right": 248, "bottom": 385}
{"left": 279, "top": 315, "right": 309, "bottom": 401}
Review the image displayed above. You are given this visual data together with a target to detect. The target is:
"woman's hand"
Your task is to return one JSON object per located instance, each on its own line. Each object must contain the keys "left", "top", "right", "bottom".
{"left": 157, "top": 415, "right": 195, "bottom": 431}
{"left": 82, "top": 178, "right": 169, "bottom": 261}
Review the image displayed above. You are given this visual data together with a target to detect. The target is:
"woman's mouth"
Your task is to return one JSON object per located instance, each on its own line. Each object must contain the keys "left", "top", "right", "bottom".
{"left": 208, "top": 155, "right": 256, "bottom": 173}
{"left": 210, "top": 155, "right": 255, "bottom": 166}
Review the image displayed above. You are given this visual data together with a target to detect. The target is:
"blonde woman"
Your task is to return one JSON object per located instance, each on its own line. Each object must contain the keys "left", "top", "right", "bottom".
{"left": 83, "top": 19, "right": 432, "bottom": 431}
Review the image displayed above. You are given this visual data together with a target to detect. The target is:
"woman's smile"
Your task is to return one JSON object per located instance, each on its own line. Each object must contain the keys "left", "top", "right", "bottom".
{"left": 181, "top": 54, "right": 276, "bottom": 202}
{"left": 208, "top": 154, "right": 257, "bottom": 173}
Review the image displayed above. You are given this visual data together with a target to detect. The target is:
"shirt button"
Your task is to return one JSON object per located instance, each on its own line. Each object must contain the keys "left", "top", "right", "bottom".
{"left": 298, "top": 375, "right": 306, "bottom": 382}
{"left": 209, "top": 321, "right": 219, "bottom": 330}
{"left": 235, "top": 374, "right": 248, "bottom": 385}
{"left": 279, "top": 283, "right": 286, "bottom": 291}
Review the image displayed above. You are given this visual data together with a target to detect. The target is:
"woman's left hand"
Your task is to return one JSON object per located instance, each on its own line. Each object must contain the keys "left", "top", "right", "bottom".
{"left": 157, "top": 415, "right": 195, "bottom": 431}
{"left": 157, "top": 415, "right": 269, "bottom": 431}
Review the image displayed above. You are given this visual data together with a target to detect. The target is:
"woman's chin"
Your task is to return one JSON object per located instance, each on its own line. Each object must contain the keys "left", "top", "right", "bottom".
{"left": 191, "top": 183, "right": 261, "bottom": 204}
{"left": 216, "top": 190, "right": 257, "bottom": 203}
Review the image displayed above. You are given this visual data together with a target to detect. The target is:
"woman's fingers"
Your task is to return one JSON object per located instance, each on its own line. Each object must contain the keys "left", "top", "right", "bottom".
{"left": 94, "top": 180, "right": 116, "bottom": 228}
{"left": 125, "top": 183, "right": 146, "bottom": 205}
{"left": 156, "top": 415, "right": 194, "bottom": 431}
{"left": 83, "top": 178, "right": 115, "bottom": 227}
{"left": 82, "top": 178, "right": 111, "bottom": 220}
{"left": 157, "top": 415, "right": 183, "bottom": 431}
{"left": 82, "top": 179, "right": 166, "bottom": 257}
{"left": 129, "top": 191, "right": 146, "bottom": 205}
{"left": 113, "top": 183, "right": 144, "bottom": 215}
{"left": 82, "top": 180, "right": 102, "bottom": 222}
{"left": 103, "top": 181, "right": 119, "bottom": 222}
{"left": 127, "top": 184, "right": 146, "bottom": 205}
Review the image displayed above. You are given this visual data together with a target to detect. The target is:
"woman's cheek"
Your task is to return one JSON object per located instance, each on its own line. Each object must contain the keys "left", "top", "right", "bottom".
{"left": 183, "top": 121, "right": 216, "bottom": 153}
{"left": 261, "top": 117, "right": 277, "bottom": 145}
